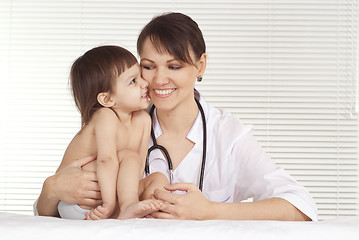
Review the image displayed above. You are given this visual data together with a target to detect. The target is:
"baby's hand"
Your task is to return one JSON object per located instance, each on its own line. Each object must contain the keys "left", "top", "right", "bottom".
{"left": 85, "top": 203, "right": 113, "bottom": 220}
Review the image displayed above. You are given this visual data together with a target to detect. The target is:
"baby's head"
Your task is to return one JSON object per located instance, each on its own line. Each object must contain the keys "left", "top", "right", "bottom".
{"left": 70, "top": 45, "right": 138, "bottom": 127}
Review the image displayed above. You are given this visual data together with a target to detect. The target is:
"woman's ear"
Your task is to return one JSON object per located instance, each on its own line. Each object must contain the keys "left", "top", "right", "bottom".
{"left": 97, "top": 92, "right": 115, "bottom": 107}
{"left": 197, "top": 53, "right": 207, "bottom": 77}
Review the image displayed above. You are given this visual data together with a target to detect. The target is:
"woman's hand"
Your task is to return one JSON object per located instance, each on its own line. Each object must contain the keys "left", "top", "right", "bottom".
{"left": 53, "top": 155, "right": 102, "bottom": 208}
{"left": 150, "top": 183, "right": 213, "bottom": 220}
{"left": 37, "top": 155, "right": 102, "bottom": 216}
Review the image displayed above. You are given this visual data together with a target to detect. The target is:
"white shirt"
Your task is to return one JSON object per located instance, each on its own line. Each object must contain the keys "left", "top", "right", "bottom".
{"left": 146, "top": 92, "right": 318, "bottom": 221}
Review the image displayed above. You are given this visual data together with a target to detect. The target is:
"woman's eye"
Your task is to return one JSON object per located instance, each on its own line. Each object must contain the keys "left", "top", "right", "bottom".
{"left": 169, "top": 65, "right": 181, "bottom": 70}
{"left": 142, "top": 65, "right": 154, "bottom": 70}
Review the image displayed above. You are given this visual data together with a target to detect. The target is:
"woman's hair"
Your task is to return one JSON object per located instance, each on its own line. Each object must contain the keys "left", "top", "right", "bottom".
{"left": 137, "top": 12, "right": 206, "bottom": 65}
{"left": 70, "top": 45, "right": 138, "bottom": 127}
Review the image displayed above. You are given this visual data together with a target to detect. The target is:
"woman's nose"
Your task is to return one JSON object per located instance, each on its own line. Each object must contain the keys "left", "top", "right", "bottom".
{"left": 153, "top": 68, "right": 169, "bottom": 86}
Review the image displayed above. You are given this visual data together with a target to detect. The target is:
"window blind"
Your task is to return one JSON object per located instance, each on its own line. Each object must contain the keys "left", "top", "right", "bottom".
{"left": 0, "top": 0, "right": 358, "bottom": 220}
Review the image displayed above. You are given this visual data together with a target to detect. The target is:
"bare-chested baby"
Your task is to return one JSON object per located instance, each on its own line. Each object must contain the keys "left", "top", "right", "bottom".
{"left": 57, "top": 45, "right": 168, "bottom": 220}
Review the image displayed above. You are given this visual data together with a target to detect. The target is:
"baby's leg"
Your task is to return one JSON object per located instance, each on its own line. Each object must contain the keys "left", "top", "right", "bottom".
{"left": 116, "top": 149, "right": 142, "bottom": 212}
{"left": 117, "top": 172, "right": 168, "bottom": 219}
{"left": 139, "top": 172, "right": 169, "bottom": 201}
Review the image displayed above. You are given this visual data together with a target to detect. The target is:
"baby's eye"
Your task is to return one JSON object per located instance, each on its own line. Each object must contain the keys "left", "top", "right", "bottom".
{"left": 130, "top": 79, "right": 136, "bottom": 84}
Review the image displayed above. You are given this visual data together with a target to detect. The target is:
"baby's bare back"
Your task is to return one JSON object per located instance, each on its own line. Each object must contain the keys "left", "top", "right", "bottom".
{"left": 60, "top": 109, "right": 148, "bottom": 171}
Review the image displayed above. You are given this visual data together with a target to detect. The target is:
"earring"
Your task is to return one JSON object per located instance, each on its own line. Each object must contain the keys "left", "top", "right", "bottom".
{"left": 197, "top": 75, "right": 203, "bottom": 82}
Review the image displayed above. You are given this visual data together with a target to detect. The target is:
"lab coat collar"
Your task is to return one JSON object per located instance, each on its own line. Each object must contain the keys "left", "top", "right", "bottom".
{"left": 152, "top": 109, "right": 162, "bottom": 139}
{"left": 152, "top": 90, "right": 209, "bottom": 144}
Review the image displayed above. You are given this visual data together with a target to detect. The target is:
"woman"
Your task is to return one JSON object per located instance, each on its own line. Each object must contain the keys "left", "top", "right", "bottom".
{"left": 35, "top": 12, "right": 317, "bottom": 221}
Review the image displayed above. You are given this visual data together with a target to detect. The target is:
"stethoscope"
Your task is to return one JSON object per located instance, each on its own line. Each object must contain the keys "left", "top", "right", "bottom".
{"left": 145, "top": 97, "right": 207, "bottom": 191}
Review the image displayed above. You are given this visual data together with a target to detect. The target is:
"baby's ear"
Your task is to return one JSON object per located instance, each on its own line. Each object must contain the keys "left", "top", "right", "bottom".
{"left": 97, "top": 92, "right": 115, "bottom": 107}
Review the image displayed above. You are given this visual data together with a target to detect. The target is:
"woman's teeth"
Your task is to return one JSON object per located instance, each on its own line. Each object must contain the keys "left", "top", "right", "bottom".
{"left": 154, "top": 89, "right": 175, "bottom": 95}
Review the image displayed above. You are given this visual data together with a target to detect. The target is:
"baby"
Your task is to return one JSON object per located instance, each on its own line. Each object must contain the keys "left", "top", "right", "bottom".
{"left": 57, "top": 45, "right": 168, "bottom": 220}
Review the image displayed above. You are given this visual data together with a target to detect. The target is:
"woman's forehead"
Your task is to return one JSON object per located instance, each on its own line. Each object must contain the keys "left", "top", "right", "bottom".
{"left": 140, "top": 38, "right": 173, "bottom": 58}
{"left": 140, "top": 36, "right": 195, "bottom": 64}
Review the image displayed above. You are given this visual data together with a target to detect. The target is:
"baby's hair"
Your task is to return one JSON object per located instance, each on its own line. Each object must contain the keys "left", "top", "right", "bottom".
{"left": 70, "top": 45, "right": 138, "bottom": 127}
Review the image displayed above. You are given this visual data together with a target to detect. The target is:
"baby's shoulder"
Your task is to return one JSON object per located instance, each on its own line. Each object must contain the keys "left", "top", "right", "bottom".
{"left": 131, "top": 110, "right": 151, "bottom": 132}
{"left": 133, "top": 110, "right": 151, "bottom": 122}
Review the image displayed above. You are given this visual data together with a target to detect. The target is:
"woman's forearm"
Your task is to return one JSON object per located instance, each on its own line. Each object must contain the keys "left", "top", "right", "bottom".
{"left": 36, "top": 176, "right": 60, "bottom": 217}
{"left": 208, "top": 198, "right": 311, "bottom": 221}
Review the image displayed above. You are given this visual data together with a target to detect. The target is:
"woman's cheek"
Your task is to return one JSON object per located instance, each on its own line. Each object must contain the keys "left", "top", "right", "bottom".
{"left": 141, "top": 71, "right": 153, "bottom": 85}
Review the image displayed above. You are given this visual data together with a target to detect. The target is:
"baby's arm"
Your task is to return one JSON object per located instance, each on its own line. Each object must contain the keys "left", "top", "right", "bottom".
{"left": 136, "top": 111, "right": 152, "bottom": 173}
{"left": 88, "top": 108, "right": 119, "bottom": 220}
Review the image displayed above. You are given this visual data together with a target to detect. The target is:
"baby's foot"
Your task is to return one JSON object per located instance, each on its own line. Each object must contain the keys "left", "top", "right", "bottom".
{"left": 118, "top": 199, "right": 163, "bottom": 220}
{"left": 86, "top": 203, "right": 113, "bottom": 220}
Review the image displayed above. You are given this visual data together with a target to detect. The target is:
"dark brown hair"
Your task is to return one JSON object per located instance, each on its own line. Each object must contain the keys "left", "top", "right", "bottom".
{"left": 137, "top": 12, "right": 206, "bottom": 65}
{"left": 70, "top": 45, "right": 137, "bottom": 127}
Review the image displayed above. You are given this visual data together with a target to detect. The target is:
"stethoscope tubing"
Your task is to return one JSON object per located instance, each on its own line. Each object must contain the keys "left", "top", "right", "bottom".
{"left": 197, "top": 98, "right": 207, "bottom": 191}
{"left": 145, "top": 97, "right": 207, "bottom": 191}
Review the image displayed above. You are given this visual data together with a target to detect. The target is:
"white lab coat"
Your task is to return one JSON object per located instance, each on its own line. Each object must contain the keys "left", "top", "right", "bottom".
{"left": 34, "top": 92, "right": 318, "bottom": 221}
{"left": 146, "top": 91, "right": 318, "bottom": 221}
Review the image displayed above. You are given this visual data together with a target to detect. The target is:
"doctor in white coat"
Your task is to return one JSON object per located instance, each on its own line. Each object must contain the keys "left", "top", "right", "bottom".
{"left": 35, "top": 12, "right": 317, "bottom": 221}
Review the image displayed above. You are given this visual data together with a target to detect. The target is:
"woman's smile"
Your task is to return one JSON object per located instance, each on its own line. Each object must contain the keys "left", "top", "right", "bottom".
{"left": 153, "top": 88, "right": 176, "bottom": 98}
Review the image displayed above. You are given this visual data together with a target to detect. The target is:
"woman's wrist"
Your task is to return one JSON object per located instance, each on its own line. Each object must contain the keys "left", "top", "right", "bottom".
{"left": 203, "top": 200, "right": 219, "bottom": 220}
{"left": 203, "top": 201, "right": 246, "bottom": 220}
